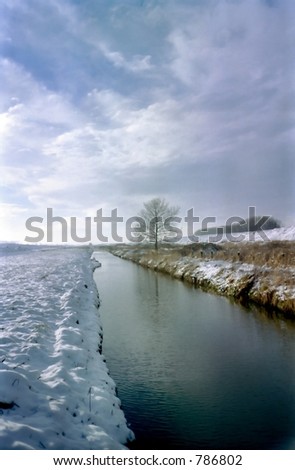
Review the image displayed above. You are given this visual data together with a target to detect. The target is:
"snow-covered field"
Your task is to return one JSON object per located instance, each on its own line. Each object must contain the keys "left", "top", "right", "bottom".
{"left": 185, "top": 226, "right": 295, "bottom": 244}
{"left": 0, "top": 245, "right": 133, "bottom": 450}
{"left": 261, "top": 226, "right": 295, "bottom": 241}
{"left": 229, "top": 225, "right": 295, "bottom": 242}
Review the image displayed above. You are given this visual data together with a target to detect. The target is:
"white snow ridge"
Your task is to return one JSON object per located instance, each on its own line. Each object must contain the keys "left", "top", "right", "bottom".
{"left": 0, "top": 245, "right": 134, "bottom": 450}
{"left": 262, "top": 225, "right": 295, "bottom": 241}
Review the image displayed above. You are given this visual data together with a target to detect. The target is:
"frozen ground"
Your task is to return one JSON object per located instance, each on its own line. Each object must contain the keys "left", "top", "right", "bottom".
{"left": 0, "top": 245, "right": 133, "bottom": 450}
{"left": 261, "top": 226, "right": 295, "bottom": 241}
{"left": 184, "top": 225, "right": 295, "bottom": 244}
{"left": 229, "top": 225, "right": 295, "bottom": 242}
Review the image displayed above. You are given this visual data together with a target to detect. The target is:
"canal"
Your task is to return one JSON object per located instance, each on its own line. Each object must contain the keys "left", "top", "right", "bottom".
{"left": 93, "top": 251, "right": 295, "bottom": 450}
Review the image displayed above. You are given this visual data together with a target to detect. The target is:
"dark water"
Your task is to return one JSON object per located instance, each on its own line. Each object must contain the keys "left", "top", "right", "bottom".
{"left": 93, "top": 251, "right": 295, "bottom": 450}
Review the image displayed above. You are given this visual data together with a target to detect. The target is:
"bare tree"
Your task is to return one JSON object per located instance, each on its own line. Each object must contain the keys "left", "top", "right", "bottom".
{"left": 139, "top": 197, "right": 180, "bottom": 250}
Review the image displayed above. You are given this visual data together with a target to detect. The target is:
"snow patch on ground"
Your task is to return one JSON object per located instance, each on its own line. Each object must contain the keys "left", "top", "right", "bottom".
{"left": 182, "top": 226, "right": 295, "bottom": 244}
{"left": 0, "top": 246, "right": 133, "bottom": 449}
{"left": 261, "top": 226, "right": 295, "bottom": 241}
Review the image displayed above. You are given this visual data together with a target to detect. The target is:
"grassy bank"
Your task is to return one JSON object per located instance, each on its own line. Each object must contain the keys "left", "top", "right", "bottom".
{"left": 108, "top": 241, "right": 295, "bottom": 317}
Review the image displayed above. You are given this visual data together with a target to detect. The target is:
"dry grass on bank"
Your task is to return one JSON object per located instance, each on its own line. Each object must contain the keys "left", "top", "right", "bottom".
{"left": 180, "top": 240, "right": 295, "bottom": 269}
{"left": 126, "top": 240, "right": 295, "bottom": 270}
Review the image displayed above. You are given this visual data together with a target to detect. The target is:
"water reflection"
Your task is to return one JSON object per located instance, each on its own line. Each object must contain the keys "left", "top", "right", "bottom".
{"left": 94, "top": 252, "right": 295, "bottom": 450}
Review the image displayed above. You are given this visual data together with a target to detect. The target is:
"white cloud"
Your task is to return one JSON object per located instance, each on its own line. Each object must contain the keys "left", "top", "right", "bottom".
{"left": 169, "top": 0, "right": 295, "bottom": 97}
{"left": 99, "top": 43, "right": 153, "bottom": 73}
{"left": 0, "top": 166, "right": 28, "bottom": 187}
{"left": 165, "top": 1, "right": 295, "bottom": 158}
{"left": 0, "top": 203, "right": 27, "bottom": 218}
{"left": 43, "top": 90, "right": 208, "bottom": 173}
{"left": 0, "top": 104, "right": 20, "bottom": 139}
{"left": 0, "top": 203, "right": 30, "bottom": 242}
{"left": 0, "top": 0, "right": 294, "bottom": 241}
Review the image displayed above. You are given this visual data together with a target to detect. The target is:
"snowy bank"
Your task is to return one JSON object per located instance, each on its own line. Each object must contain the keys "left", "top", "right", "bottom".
{"left": 111, "top": 245, "right": 295, "bottom": 317}
{"left": 0, "top": 246, "right": 133, "bottom": 449}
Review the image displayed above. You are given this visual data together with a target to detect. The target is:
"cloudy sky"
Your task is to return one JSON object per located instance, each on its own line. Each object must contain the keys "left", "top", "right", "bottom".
{"left": 0, "top": 0, "right": 294, "bottom": 242}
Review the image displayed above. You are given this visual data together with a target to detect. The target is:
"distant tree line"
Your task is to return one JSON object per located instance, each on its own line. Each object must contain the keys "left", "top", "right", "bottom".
{"left": 196, "top": 216, "right": 281, "bottom": 235}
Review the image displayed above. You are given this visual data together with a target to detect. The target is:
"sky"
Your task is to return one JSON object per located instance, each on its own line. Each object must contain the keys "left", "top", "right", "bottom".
{"left": 0, "top": 0, "right": 294, "bottom": 242}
